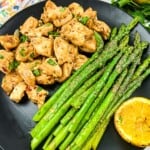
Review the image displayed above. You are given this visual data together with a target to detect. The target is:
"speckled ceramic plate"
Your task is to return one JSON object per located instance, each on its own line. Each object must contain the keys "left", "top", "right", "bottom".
{"left": 0, "top": 0, "right": 149, "bottom": 150}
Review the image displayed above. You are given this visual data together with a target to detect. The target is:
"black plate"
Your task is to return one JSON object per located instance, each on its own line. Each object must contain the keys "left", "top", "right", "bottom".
{"left": 0, "top": 0, "right": 150, "bottom": 150}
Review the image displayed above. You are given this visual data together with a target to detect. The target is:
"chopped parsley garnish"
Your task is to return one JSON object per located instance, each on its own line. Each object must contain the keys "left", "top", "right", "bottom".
{"left": 19, "top": 48, "right": 26, "bottom": 57}
{"left": 47, "top": 58, "right": 57, "bottom": 66}
{"left": 44, "top": 23, "right": 52, "bottom": 26}
{"left": 48, "top": 31, "right": 60, "bottom": 37}
{"left": 32, "top": 69, "right": 41, "bottom": 76}
{"left": 79, "top": 16, "right": 89, "bottom": 25}
{"left": 36, "top": 86, "right": 43, "bottom": 92}
{"left": 30, "top": 52, "right": 35, "bottom": 58}
{"left": 20, "top": 34, "right": 29, "bottom": 43}
{"left": 9, "top": 60, "right": 20, "bottom": 71}
{"left": 0, "top": 54, "right": 4, "bottom": 59}
{"left": 59, "top": 7, "right": 66, "bottom": 12}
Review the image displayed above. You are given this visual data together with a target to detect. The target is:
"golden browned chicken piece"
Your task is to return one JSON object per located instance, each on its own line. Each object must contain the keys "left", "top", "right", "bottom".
{"left": 39, "top": 58, "right": 62, "bottom": 78}
{"left": 20, "top": 60, "right": 55, "bottom": 85}
{"left": 26, "top": 85, "right": 48, "bottom": 107}
{"left": 73, "top": 54, "right": 88, "bottom": 70}
{"left": 0, "top": 35, "right": 19, "bottom": 50}
{"left": 78, "top": 7, "right": 111, "bottom": 40}
{"left": 87, "top": 19, "right": 111, "bottom": 40}
{"left": 56, "top": 62, "right": 73, "bottom": 82}
{"left": 69, "top": 44, "right": 79, "bottom": 60}
{"left": 0, "top": 50, "right": 14, "bottom": 74}
{"left": 26, "top": 23, "right": 54, "bottom": 37}
{"left": 35, "top": 23, "right": 53, "bottom": 36}
{"left": 68, "top": 2, "right": 84, "bottom": 16}
{"left": 25, "top": 59, "right": 42, "bottom": 69}
{"left": 17, "top": 62, "right": 36, "bottom": 86}
{"left": 41, "top": 0, "right": 72, "bottom": 27}
{"left": 80, "top": 35, "right": 96, "bottom": 53}
{"left": 54, "top": 37, "right": 78, "bottom": 65}
{"left": 41, "top": 0, "right": 57, "bottom": 23}
{"left": 9, "top": 81, "right": 26, "bottom": 103}
{"left": 52, "top": 7, "right": 73, "bottom": 27}
{"left": 31, "top": 36, "right": 53, "bottom": 57}
{"left": 15, "top": 42, "right": 37, "bottom": 62}
{"left": 20, "top": 16, "right": 39, "bottom": 35}
{"left": 61, "top": 18, "right": 94, "bottom": 47}
{"left": 1, "top": 72, "right": 23, "bottom": 95}
{"left": 36, "top": 74, "right": 55, "bottom": 85}
{"left": 82, "top": 7, "right": 97, "bottom": 19}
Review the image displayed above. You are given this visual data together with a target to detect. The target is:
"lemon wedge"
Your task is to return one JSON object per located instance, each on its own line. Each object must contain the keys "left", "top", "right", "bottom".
{"left": 114, "top": 97, "right": 150, "bottom": 147}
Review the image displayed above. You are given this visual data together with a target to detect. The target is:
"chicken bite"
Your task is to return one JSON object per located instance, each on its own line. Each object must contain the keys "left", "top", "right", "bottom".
{"left": 36, "top": 74, "right": 55, "bottom": 85}
{"left": 0, "top": 35, "right": 19, "bottom": 50}
{"left": 1, "top": 72, "right": 23, "bottom": 95}
{"left": 52, "top": 7, "right": 73, "bottom": 27}
{"left": 41, "top": 0, "right": 57, "bottom": 23}
{"left": 60, "top": 18, "right": 94, "bottom": 46}
{"left": 26, "top": 59, "right": 42, "bottom": 69}
{"left": 68, "top": 2, "right": 84, "bottom": 16}
{"left": 9, "top": 82, "right": 26, "bottom": 103}
{"left": 31, "top": 36, "right": 53, "bottom": 57}
{"left": 79, "top": 35, "right": 96, "bottom": 53}
{"left": 41, "top": 0, "right": 72, "bottom": 27}
{"left": 17, "top": 62, "right": 36, "bottom": 86}
{"left": 15, "top": 42, "right": 37, "bottom": 62}
{"left": 35, "top": 23, "right": 53, "bottom": 36}
{"left": 26, "top": 85, "right": 48, "bottom": 108}
{"left": 20, "top": 16, "right": 39, "bottom": 35}
{"left": 82, "top": 7, "right": 97, "bottom": 19}
{"left": 56, "top": 62, "right": 73, "bottom": 82}
{"left": 39, "top": 58, "right": 62, "bottom": 78}
{"left": 87, "top": 19, "right": 111, "bottom": 40}
{"left": 73, "top": 54, "right": 88, "bottom": 70}
{"left": 26, "top": 23, "right": 54, "bottom": 37}
{"left": 0, "top": 50, "right": 14, "bottom": 74}
{"left": 54, "top": 37, "right": 78, "bottom": 65}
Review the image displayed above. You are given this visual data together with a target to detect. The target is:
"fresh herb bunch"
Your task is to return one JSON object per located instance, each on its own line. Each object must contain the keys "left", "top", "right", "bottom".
{"left": 112, "top": 0, "right": 150, "bottom": 32}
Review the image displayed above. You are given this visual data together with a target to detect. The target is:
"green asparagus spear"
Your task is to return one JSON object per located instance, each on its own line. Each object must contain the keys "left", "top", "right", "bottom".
{"left": 59, "top": 120, "right": 87, "bottom": 150}
{"left": 75, "top": 66, "right": 150, "bottom": 150}
{"left": 83, "top": 118, "right": 110, "bottom": 150}
{"left": 109, "top": 27, "right": 118, "bottom": 41}
{"left": 114, "top": 17, "right": 139, "bottom": 41}
{"left": 31, "top": 69, "right": 104, "bottom": 137}
{"left": 69, "top": 52, "right": 123, "bottom": 132}
{"left": 83, "top": 46, "right": 135, "bottom": 122}
{"left": 43, "top": 52, "right": 123, "bottom": 149}
{"left": 45, "top": 43, "right": 134, "bottom": 149}
{"left": 132, "top": 56, "right": 150, "bottom": 80}
{"left": 59, "top": 99, "right": 99, "bottom": 150}
{"left": 92, "top": 68, "right": 150, "bottom": 149}
{"left": 102, "top": 32, "right": 145, "bottom": 120}
{"left": 40, "top": 31, "right": 132, "bottom": 149}
{"left": 88, "top": 64, "right": 150, "bottom": 150}
{"left": 94, "top": 31, "right": 104, "bottom": 51}
{"left": 69, "top": 41, "right": 148, "bottom": 148}
{"left": 60, "top": 108, "right": 77, "bottom": 125}
{"left": 70, "top": 69, "right": 128, "bottom": 149}
{"left": 42, "top": 134, "right": 54, "bottom": 150}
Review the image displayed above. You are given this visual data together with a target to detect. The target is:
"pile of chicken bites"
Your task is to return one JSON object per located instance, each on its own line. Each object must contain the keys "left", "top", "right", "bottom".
{"left": 0, "top": 0, "right": 111, "bottom": 107}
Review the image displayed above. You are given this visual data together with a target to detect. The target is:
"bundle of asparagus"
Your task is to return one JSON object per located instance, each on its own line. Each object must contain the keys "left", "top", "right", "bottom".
{"left": 30, "top": 17, "right": 150, "bottom": 150}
